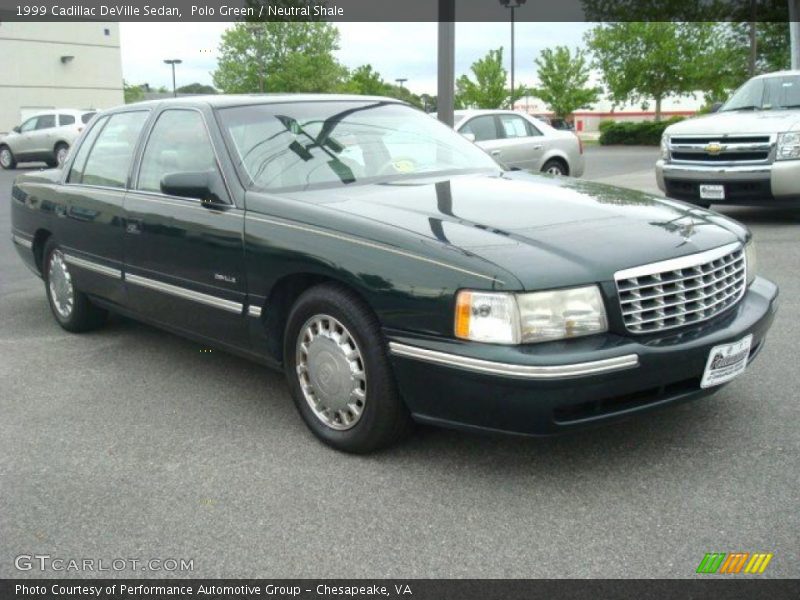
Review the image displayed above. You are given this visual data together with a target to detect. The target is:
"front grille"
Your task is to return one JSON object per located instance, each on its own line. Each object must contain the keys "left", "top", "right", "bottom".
{"left": 668, "top": 134, "right": 774, "bottom": 164}
{"left": 615, "top": 244, "right": 746, "bottom": 334}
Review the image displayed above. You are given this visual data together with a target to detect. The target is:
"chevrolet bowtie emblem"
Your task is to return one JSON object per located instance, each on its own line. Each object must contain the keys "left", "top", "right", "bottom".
{"left": 704, "top": 142, "right": 724, "bottom": 155}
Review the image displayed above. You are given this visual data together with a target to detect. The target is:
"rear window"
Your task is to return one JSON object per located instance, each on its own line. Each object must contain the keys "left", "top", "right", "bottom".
{"left": 59, "top": 114, "right": 75, "bottom": 126}
{"left": 81, "top": 112, "right": 97, "bottom": 124}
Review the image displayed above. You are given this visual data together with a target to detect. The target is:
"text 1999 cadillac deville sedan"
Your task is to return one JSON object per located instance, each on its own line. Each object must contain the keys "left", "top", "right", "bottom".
{"left": 11, "top": 95, "right": 779, "bottom": 452}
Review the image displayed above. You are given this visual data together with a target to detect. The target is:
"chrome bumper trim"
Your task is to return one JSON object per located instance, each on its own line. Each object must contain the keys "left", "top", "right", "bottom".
{"left": 388, "top": 342, "right": 639, "bottom": 379}
{"left": 661, "top": 163, "right": 771, "bottom": 180}
{"left": 63, "top": 253, "right": 122, "bottom": 279}
{"left": 126, "top": 273, "right": 243, "bottom": 314}
{"left": 12, "top": 234, "right": 33, "bottom": 249}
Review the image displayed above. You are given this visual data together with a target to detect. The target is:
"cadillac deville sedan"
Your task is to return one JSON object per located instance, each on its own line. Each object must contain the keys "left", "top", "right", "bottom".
{"left": 10, "top": 95, "right": 778, "bottom": 453}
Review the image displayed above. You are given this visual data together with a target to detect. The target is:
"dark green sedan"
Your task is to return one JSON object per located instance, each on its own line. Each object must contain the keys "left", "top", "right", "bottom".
{"left": 10, "top": 95, "right": 778, "bottom": 452}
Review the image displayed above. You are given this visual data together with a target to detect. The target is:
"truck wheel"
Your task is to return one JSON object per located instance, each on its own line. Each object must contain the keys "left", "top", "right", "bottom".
{"left": 0, "top": 145, "right": 16, "bottom": 170}
{"left": 43, "top": 240, "right": 108, "bottom": 332}
{"left": 283, "top": 283, "right": 412, "bottom": 453}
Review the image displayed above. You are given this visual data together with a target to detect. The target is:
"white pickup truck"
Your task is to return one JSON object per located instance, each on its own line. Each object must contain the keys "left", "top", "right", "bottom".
{"left": 657, "top": 70, "right": 800, "bottom": 208}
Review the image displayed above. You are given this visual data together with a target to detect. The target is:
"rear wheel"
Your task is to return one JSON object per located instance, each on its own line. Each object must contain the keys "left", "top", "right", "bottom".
{"left": 542, "top": 158, "right": 568, "bottom": 176}
{"left": 0, "top": 145, "right": 16, "bottom": 170}
{"left": 55, "top": 143, "right": 69, "bottom": 167}
{"left": 43, "top": 240, "right": 107, "bottom": 332}
{"left": 283, "top": 283, "right": 412, "bottom": 453}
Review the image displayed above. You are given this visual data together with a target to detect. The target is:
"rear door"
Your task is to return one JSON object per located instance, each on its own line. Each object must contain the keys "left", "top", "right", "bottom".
{"left": 58, "top": 109, "right": 150, "bottom": 305}
{"left": 492, "top": 114, "right": 544, "bottom": 170}
{"left": 124, "top": 107, "right": 247, "bottom": 346}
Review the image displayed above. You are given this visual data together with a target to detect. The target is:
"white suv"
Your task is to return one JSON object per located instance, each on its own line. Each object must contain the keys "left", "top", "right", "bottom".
{"left": 0, "top": 109, "right": 97, "bottom": 169}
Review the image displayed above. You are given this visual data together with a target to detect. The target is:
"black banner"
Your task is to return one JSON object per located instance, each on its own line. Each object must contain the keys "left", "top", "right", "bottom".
{"left": 0, "top": 0, "right": 795, "bottom": 22}
{"left": 2, "top": 579, "right": 800, "bottom": 600}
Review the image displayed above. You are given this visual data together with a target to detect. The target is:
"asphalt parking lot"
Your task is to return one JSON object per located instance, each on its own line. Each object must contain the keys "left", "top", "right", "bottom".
{"left": 1, "top": 148, "right": 798, "bottom": 578}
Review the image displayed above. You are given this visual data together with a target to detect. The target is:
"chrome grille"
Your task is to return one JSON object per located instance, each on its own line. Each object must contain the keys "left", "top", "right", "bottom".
{"left": 615, "top": 243, "right": 746, "bottom": 334}
{"left": 668, "top": 134, "right": 774, "bottom": 164}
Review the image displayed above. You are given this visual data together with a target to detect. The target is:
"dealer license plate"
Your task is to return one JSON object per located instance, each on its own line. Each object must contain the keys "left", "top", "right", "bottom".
{"left": 700, "top": 335, "right": 753, "bottom": 388}
{"left": 699, "top": 184, "right": 725, "bottom": 200}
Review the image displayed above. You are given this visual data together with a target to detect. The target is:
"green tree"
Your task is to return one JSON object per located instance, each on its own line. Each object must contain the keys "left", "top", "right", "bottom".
{"left": 533, "top": 46, "right": 601, "bottom": 119}
{"left": 123, "top": 80, "right": 144, "bottom": 104}
{"left": 176, "top": 82, "right": 218, "bottom": 94}
{"left": 586, "top": 22, "right": 718, "bottom": 120}
{"left": 213, "top": 22, "right": 346, "bottom": 94}
{"left": 340, "top": 65, "right": 392, "bottom": 96}
{"left": 456, "top": 48, "right": 525, "bottom": 109}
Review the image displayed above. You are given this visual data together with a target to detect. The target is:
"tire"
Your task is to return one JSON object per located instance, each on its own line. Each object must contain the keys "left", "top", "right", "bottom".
{"left": 0, "top": 145, "right": 16, "bottom": 170}
{"left": 43, "top": 239, "right": 107, "bottom": 332}
{"left": 541, "top": 158, "right": 568, "bottom": 176}
{"left": 54, "top": 143, "right": 69, "bottom": 167}
{"left": 283, "top": 283, "right": 412, "bottom": 453}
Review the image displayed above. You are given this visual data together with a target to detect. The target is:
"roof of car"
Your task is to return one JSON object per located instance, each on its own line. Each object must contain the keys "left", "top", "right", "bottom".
{"left": 752, "top": 70, "right": 800, "bottom": 79}
{"left": 110, "top": 94, "right": 408, "bottom": 112}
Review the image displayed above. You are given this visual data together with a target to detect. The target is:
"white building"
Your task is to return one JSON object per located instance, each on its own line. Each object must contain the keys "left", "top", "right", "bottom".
{"left": 0, "top": 23, "right": 124, "bottom": 133}
{"left": 514, "top": 94, "right": 705, "bottom": 133}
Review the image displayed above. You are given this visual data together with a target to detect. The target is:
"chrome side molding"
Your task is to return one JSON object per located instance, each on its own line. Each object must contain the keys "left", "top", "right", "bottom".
{"left": 63, "top": 253, "right": 122, "bottom": 279}
{"left": 247, "top": 305, "right": 262, "bottom": 318}
{"left": 388, "top": 342, "right": 639, "bottom": 379}
{"left": 126, "top": 273, "right": 243, "bottom": 314}
{"left": 12, "top": 234, "right": 33, "bottom": 249}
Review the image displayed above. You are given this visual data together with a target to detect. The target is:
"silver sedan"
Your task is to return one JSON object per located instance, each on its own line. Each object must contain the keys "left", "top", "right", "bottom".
{"left": 454, "top": 109, "right": 585, "bottom": 177}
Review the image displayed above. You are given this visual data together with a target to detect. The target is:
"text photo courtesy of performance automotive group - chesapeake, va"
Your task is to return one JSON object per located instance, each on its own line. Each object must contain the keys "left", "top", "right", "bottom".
{"left": 1, "top": 1, "right": 799, "bottom": 598}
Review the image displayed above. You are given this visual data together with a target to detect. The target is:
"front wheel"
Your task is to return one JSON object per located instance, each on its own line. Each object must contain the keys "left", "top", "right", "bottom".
{"left": 43, "top": 240, "right": 108, "bottom": 332}
{"left": 0, "top": 145, "right": 16, "bottom": 170}
{"left": 283, "top": 283, "right": 412, "bottom": 453}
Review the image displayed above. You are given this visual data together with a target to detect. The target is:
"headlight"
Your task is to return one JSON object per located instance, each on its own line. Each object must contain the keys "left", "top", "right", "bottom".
{"left": 660, "top": 134, "right": 670, "bottom": 160}
{"left": 454, "top": 285, "right": 608, "bottom": 344}
{"left": 776, "top": 132, "right": 800, "bottom": 161}
{"left": 745, "top": 240, "right": 757, "bottom": 286}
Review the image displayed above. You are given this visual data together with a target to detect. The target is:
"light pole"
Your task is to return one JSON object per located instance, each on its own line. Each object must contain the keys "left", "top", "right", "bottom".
{"left": 791, "top": 0, "right": 800, "bottom": 70}
{"left": 499, "top": 0, "right": 527, "bottom": 110}
{"left": 163, "top": 59, "right": 182, "bottom": 98}
{"left": 395, "top": 78, "right": 408, "bottom": 89}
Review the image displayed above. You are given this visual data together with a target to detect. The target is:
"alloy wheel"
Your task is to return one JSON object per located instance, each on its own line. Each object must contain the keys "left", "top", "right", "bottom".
{"left": 48, "top": 250, "right": 75, "bottom": 319}
{"left": 296, "top": 314, "right": 367, "bottom": 431}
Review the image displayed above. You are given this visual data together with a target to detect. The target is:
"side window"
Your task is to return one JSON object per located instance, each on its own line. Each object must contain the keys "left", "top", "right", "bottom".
{"left": 137, "top": 110, "right": 218, "bottom": 195}
{"left": 525, "top": 120, "right": 542, "bottom": 136}
{"left": 80, "top": 111, "right": 148, "bottom": 188}
{"left": 35, "top": 114, "right": 56, "bottom": 130}
{"left": 498, "top": 115, "right": 531, "bottom": 139}
{"left": 19, "top": 117, "right": 38, "bottom": 133}
{"left": 81, "top": 112, "right": 96, "bottom": 124}
{"left": 68, "top": 116, "right": 109, "bottom": 183}
{"left": 59, "top": 114, "right": 76, "bottom": 126}
{"left": 461, "top": 115, "right": 498, "bottom": 142}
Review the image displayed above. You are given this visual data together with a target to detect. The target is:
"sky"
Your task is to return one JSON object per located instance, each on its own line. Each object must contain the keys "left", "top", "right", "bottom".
{"left": 119, "top": 22, "right": 594, "bottom": 95}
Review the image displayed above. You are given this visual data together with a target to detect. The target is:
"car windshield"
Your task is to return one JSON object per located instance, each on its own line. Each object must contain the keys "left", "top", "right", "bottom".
{"left": 720, "top": 74, "right": 800, "bottom": 112}
{"left": 217, "top": 101, "right": 500, "bottom": 192}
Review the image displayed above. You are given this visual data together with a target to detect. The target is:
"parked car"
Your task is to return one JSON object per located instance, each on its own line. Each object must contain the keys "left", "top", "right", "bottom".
{"left": 0, "top": 109, "right": 96, "bottom": 169}
{"left": 11, "top": 96, "right": 777, "bottom": 453}
{"left": 454, "top": 109, "right": 584, "bottom": 176}
{"left": 657, "top": 70, "right": 800, "bottom": 208}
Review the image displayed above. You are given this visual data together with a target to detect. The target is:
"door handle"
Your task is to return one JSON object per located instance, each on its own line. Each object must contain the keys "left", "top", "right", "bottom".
{"left": 490, "top": 150, "right": 502, "bottom": 156}
{"left": 533, "top": 145, "right": 543, "bottom": 150}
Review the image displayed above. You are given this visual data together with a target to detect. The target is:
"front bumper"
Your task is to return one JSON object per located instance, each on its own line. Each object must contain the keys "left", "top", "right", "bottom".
{"left": 387, "top": 277, "right": 778, "bottom": 436}
{"left": 656, "top": 160, "right": 800, "bottom": 206}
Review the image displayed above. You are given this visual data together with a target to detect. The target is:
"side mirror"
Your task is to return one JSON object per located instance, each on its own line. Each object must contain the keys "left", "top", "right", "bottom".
{"left": 160, "top": 171, "right": 225, "bottom": 205}
{"left": 461, "top": 132, "right": 476, "bottom": 143}
{"left": 709, "top": 102, "right": 723, "bottom": 113}
{"left": 12, "top": 126, "right": 20, "bottom": 134}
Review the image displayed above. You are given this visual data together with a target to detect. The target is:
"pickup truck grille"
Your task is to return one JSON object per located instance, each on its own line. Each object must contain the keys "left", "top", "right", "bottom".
{"left": 668, "top": 135, "right": 774, "bottom": 164}
{"left": 615, "top": 244, "right": 746, "bottom": 334}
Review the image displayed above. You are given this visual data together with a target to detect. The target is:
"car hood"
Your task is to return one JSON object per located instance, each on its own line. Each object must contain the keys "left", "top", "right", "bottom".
{"left": 286, "top": 172, "right": 747, "bottom": 291}
{"left": 666, "top": 110, "right": 800, "bottom": 135}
